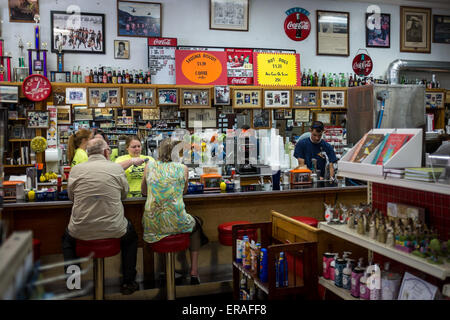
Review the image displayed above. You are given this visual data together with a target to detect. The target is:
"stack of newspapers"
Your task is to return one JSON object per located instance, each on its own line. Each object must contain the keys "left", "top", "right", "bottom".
{"left": 404, "top": 167, "right": 444, "bottom": 182}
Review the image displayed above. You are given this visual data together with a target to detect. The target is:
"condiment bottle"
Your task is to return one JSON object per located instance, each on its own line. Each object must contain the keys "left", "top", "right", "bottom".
{"left": 350, "top": 258, "right": 364, "bottom": 298}
{"left": 359, "top": 269, "right": 370, "bottom": 300}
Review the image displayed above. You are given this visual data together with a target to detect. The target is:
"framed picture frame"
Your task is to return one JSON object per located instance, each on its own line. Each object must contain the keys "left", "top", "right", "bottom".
{"left": 180, "top": 88, "right": 211, "bottom": 109}
{"left": 433, "top": 15, "right": 450, "bottom": 44}
{"left": 400, "top": 6, "right": 432, "bottom": 53}
{"left": 232, "top": 88, "right": 262, "bottom": 109}
{"left": 158, "top": 88, "right": 179, "bottom": 106}
{"left": 321, "top": 90, "right": 346, "bottom": 108}
{"left": 142, "top": 108, "right": 160, "bottom": 120}
{"left": 51, "top": 11, "right": 105, "bottom": 54}
{"left": 114, "top": 40, "right": 130, "bottom": 59}
{"left": 117, "top": 0, "right": 161, "bottom": 37}
{"left": 263, "top": 90, "right": 291, "bottom": 108}
{"left": 251, "top": 109, "right": 271, "bottom": 129}
{"left": 294, "top": 109, "right": 310, "bottom": 123}
{"left": 57, "top": 105, "right": 72, "bottom": 124}
{"left": 9, "top": 0, "right": 39, "bottom": 23}
{"left": 52, "top": 90, "right": 66, "bottom": 106}
{"left": 50, "top": 71, "right": 71, "bottom": 83}
{"left": 315, "top": 111, "right": 332, "bottom": 124}
{"left": 73, "top": 107, "right": 93, "bottom": 121}
{"left": 88, "top": 87, "right": 121, "bottom": 108}
{"left": 94, "top": 108, "right": 114, "bottom": 121}
{"left": 273, "top": 109, "right": 285, "bottom": 121}
{"left": 425, "top": 91, "right": 444, "bottom": 109}
{"left": 293, "top": 89, "right": 319, "bottom": 108}
{"left": 284, "top": 109, "right": 293, "bottom": 119}
{"left": 66, "top": 88, "right": 87, "bottom": 105}
{"left": 0, "top": 85, "right": 19, "bottom": 103}
{"left": 210, "top": 0, "right": 249, "bottom": 31}
{"left": 366, "top": 13, "right": 390, "bottom": 48}
{"left": 214, "top": 85, "right": 230, "bottom": 105}
{"left": 187, "top": 109, "right": 217, "bottom": 129}
{"left": 160, "top": 105, "right": 179, "bottom": 119}
{"left": 316, "top": 10, "right": 350, "bottom": 56}
{"left": 116, "top": 108, "right": 134, "bottom": 126}
{"left": 124, "top": 87, "right": 156, "bottom": 108}
{"left": 26, "top": 110, "right": 49, "bottom": 128}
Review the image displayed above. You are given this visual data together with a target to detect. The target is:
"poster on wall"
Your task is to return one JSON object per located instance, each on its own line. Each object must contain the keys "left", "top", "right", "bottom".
{"left": 47, "top": 105, "right": 58, "bottom": 148}
{"left": 226, "top": 48, "right": 253, "bottom": 85}
{"left": 253, "top": 52, "right": 301, "bottom": 86}
{"left": 148, "top": 37, "right": 177, "bottom": 84}
{"left": 175, "top": 50, "right": 228, "bottom": 85}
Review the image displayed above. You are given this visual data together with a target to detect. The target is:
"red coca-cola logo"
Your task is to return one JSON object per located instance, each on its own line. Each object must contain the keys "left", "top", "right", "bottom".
{"left": 148, "top": 37, "right": 177, "bottom": 47}
{"left": 228, "top": 77, "right": 252, "bottom": 85}
{"left": 352, "top": 54, "right": 373, "bottom": 76}
{"left": 284, "top": 13, "right": 311, "bottom": 41}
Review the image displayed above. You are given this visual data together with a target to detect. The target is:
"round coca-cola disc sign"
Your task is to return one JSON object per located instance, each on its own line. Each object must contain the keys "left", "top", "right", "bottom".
{"left": 284, "top": 10, "right": 311, "bottom": 41}
{"left": 352, "top": 54, "right": 373, "bottom": 76}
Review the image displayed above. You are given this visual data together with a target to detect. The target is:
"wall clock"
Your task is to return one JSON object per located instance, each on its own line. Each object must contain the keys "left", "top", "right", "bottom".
{"left": 22, "top": 74, "right": 52, "bottom": 102}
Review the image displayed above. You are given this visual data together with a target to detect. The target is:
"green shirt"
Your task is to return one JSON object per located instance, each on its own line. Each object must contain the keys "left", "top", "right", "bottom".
{"left": 115, "top": 154, "right": 155, "bottom": 197}
{"left": 110, "top": 148, "right": 119, "bottom": 162}
{"left": 71, "top": 148, "right": 89, "bottom": 167}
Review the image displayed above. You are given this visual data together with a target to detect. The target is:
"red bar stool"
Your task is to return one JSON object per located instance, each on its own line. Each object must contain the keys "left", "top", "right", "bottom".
{"left": 76, "top": 238, "right": 121, "bottom": 300}
{"left": 291, "top": 216, "right": 319, "bottom": 228}
{"left": 148, "top": 233, "right": 190, "bottom": 300}
{"left": 218, "top": 221, "right": 257, "bottom": 246}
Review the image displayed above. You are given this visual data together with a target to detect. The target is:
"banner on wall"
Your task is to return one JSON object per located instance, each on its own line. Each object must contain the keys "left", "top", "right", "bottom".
{"left": 148, "top": 37, "right": 177, "bottom": 84}
{"left": 253, "top": 52, "right": 301, "bottom": 86}
{"left": 225, "top": 48, "right": 253, "bottom": 85}
{"left": 175, "top": 50, "right": 228, "bottom": 85}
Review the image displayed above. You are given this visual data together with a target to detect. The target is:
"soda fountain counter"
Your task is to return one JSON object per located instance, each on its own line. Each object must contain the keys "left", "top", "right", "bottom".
{"left": 2, "top": 183, "right": 366, "bottom": 286}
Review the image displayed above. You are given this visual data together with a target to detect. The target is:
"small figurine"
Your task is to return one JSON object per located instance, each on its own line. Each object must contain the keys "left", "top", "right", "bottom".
{"left": 324, "top": 202, "right": 333, "bottom": 223}
{"left": 427, "top": 238, "right": 443, "bottom": 265}
{"left": 386, "top": 225, "right": 395, "bottom": 247}
{"left": 347, "top": 209, "right": 355, "bottom": 229}
{"left": 357, "top": 214, "right": 365, "bottom": 235}
{"left": 377, "top": 223, "right": 387, "bottom": 243}
{"left": 339, "top": 203, "right": 348, "bottom": 224}
{"left": 369, "top": 217, "right": 377, "bottom": 240}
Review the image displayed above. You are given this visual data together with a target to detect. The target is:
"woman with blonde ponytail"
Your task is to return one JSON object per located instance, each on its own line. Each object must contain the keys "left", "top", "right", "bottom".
{"left": 68, "top": 128, "right": 92, "bottom": 167}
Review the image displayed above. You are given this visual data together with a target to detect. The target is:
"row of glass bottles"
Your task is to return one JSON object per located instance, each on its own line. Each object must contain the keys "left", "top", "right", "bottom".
{"left": 300, "top": 69, "right": 378, "bottom": 87}
{"left": 70, "top": 66, "right": 152, "bottom": 84}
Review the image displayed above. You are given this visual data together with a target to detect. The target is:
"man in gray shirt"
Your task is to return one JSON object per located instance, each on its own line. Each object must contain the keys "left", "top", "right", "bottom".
{"left": 62, "top": 138, "right": 138, "bottom": 295}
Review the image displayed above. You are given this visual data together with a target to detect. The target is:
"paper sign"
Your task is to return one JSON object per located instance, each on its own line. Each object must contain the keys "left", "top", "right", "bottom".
{"left": 253, "top": 52, "right": 300, "bottom": 86}
{"left": 176, "top": 50, "right": 227, "bottom": 85}
{"left": 47, "top": 105, "right": 58, "bottom": 148}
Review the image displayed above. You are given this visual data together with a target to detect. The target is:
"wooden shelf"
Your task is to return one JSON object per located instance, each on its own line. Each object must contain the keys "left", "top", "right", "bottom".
{"left": 8, "top": 118, "right": 27, "bottom": 121}
{"left": 233, "top": 261, "right": 269, "bottom": 295}
{"left": 318, "top": 222, "right": 450, "bottom": 280}
{"left": 3, "top": 164, "right": 34, "bottom": 168}
{"left": 338, "top": 171, "right": 450, "bottom": 196}
{"left": 318, "top": 277, "right": 359, "bottom": 300}
{"left": 8, "top": 139, "right": 32, "bottom": 142}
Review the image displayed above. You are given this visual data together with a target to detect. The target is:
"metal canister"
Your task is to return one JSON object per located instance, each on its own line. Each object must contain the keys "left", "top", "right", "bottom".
{"left": 334, "top": 257, "right": 346, "bottom": 288}
{"left": 322, "top": 252, "right": 334, "bottom": 279}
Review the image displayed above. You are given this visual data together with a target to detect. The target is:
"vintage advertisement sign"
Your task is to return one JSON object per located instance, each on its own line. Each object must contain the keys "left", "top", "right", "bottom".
{"left": 47, "top": 105, "right": 58, "bottom": 148}
{"left": 176, "top": 50, "right": 228, "bottom": 85}
{"left": 352, "top": 53, "right": 373, "bottom": 76}
{"left": 226, "top": 48, "right": 253, "bottom": 85}
{"left": 253, "top": 52, "right": 301, "bottom": 86}
{"left": 148, "top": 37, "right": 178, "bottom": 84}
{"left": 284, "top": 7, "right": 311, "bottom": 41}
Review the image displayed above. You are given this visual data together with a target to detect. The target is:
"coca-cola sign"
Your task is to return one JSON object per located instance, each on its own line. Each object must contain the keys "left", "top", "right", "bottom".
{"left": 284, "top": 7, "right": 311, "bottom": 41}
{"left": 148, "top": 37, "right": 177, "bottom": 47}
{"left": 229, "top": 77, "right": 252, "bottom": 85}
{"left": 352, "top": 53, "right": 373, "bottom": 76}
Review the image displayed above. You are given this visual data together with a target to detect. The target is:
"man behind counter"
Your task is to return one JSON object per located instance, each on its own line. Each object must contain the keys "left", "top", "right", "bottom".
{"left": 294, "top": 121, "right": 337, "bottom": 180}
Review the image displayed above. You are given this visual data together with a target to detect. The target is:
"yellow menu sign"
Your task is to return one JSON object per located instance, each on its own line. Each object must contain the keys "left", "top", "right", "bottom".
{"left": 254, "top": 53, "right": 300, "bottom": 86}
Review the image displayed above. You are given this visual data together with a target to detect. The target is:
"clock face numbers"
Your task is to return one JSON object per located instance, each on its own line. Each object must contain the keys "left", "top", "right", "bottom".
{"left": 22, "top": 75, "right": 52, "bottom": 102}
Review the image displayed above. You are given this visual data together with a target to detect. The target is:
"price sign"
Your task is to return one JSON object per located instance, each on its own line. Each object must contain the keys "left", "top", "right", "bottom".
{"left": 176, "top": 50, "right": 227, "bottom": 85}
{"left": 253, "top": 52, "right": 300, "bottom": 86}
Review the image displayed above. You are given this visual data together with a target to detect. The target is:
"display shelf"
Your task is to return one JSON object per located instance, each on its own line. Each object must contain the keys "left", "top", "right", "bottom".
{"left": 338, "top": 171, "right": 450, "bottom": 196}
{"left": 232, "top": 261, "right": 269, "bottom": 295}
{"left": 318, "top": 222, "right": 450, "bottom": 280}
{"left": 8, "top": 118, "right": 27, "bottom": 121}
{"left": 4, "top": 164, "right": 34, "bottom": 168}
{"left": 318, "top": 277, "right": 359, "bottom": 300}
{"left": 8, "top": 139, "right": 32, "bottom": 142}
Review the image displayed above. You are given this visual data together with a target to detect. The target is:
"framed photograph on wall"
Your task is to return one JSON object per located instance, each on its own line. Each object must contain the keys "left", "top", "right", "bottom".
{"left": 317, "top": 10, "right": 350, "bottom": 56}
{"left": 116, "top": 108, "right": 133, "bottom": 126}
{"left": 187, "top": 108, "right": 217, "bottom": 128}
{"left": 366, "top": 13, "right": 390, "bottom": 48}
{"left": 180, "top": 88, "right": 211, "bottom": 109}
{"left": 114, "top": 40, "right": 130, "bottom": 59}
{"left": 293, "top": 89, "right": 319, "bottom": 108}
{"left": 26, "top": 110, "right": 49, "bottom": 128}
{"left": 321, "top": 90, "right": 346, "bottom": 108}
{"left": 124, "top": 87, "right": 156, "bottom": 108}
{"left": 94, "top": 108, "right": 114, "bottom": 121}
{"left": 142, "top": 108, "right": 160, "bottom": 120}
{"left": 315, "top": 111, "right": 332, "bottom": 124}
{"left": 50, "top": 71, "right": 71, "bottom": 83}
{"left": 433, "top": 15, "right": 450, "bottom": 43}
{"left": 214, "top": 85, "right": 230, "bottom": 105}
{"left": 158, "top": 88, "right": 178, "bottom": 105}
{"left": 210, "top": 0, "right": 249, "bottom": 31}
{"left": 294, "top": 109, "right": 310, "bottom": 122}
{"left": 0, "top": 85, "right": 19, "bottom": 103}
{"left": 273, "top": 109, "right": 285, "bottom": 120}
{"left": 233, "top": 89, "right": 261, "bottom": 109}
{"left": 117, "top": 0, "right": 161, "bottom": 37}
{"left": 51, "top": 11, "right": 105, "bottom": 54}
{"left": 9, "top": 0, "right": 39, "bottom": 23}
{"left": 263, "top": 90, "right": 291, "bottom": 108}
{"left": 88, "top": 87, "right": 121, "bottom": 108}
{"left": 160, "top": 105, "right": 178, "bottom": 119}
{"left": 73, "top": 107, "right": 93, "bottom": 121}
{"left": 53, "top": 90, "right": 66, "bottom": 106}
{"left": 251, "top": 109, "right": 271, "bottom": 129}
{"left": 57, "top": 105, "right": 72, "bottom": 124}
{"left": 66, "top": 88, "right": 87, "bottom": 105}
{"left": 400, "top": 6, "right": 431, "bottom": 53}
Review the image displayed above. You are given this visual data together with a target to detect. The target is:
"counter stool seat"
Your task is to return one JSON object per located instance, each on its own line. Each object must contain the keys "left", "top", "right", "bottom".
{"left": 291, "top": 216, "right": 319, "bottom": 228}
{"left": 218, "top": 221, "right": 257, "bottom": 246}
{"left": 76, "top": 238, "right": 121, "bottom": 300}
{"left": 148, "top": 233, "right": 191, "bottom": 300}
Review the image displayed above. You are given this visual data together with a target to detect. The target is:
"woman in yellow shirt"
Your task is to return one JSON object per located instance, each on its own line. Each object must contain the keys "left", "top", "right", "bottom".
{"left": 115, "top": 136, "right": 154, "bottom": 197}
{"left": 68, "top": 128, "right": 91, "bottom": 167}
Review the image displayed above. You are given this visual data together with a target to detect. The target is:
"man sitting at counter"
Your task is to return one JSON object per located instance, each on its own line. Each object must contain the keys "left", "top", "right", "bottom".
{"left": 62, "top": 138, "right": 139, "bottom": 295}
{"left": 294, "top": 121, "right": 337, "bottom": 180}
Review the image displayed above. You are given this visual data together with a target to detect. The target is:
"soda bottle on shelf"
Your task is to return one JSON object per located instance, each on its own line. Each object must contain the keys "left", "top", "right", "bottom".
{"left": 85, "top": 67, "right": 90, "bottom": 83}
{"left": 333, "top": 73, "right": 339, "bottom": 87}
{"left": 340, "top": 73, "right": 346, "bottom": 87}
{"left": 301, "top": 68, "right": 307, "bottom": 86}
{"left": 327, "top": 73, "right": 334, "bottom": 87}
{"left": 107, "top": 69, "right": 112, "bottom": 83}
{"left": 117, "top": 70, "right": 123, "bottom": 84}
{"left": 103, "top": 69, "right": 108, "bottom": 83}
{"left": 348, "top": 74, "right": 353, "bottom": 87}
{"left": 112, "top": 69, "right": 117, "bottom": 84}
{"left": 321, "top": 73, "right": 326, "bottom": 87}
{"left": 78, "top": 66, "right": 83, "bottom": 83}
{"left": 89, "top": 69, "right": 94, "bottom": 83}
{"left": 313, "top": 72, "right": 319, "bottom": 87}
{"left": 93, "top": 67, "right": 98, "bottom": 83}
